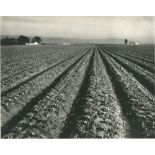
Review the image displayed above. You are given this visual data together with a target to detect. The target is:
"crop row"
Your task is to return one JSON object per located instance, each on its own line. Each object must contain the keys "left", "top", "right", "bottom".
{"left": 102, "top": 48, "right": 155, "bottom": 95}
{"left": 1, "top": 48, "right": 90, "bottom": 129}
{"left": 99, "top": 50, "right": 155, "bottom": 137}
{"left": 1, "top": 45, "right": 154, "bottom": 138}
{"left": 1, "top": 45, "right": 90, "bottom": 78}
{"left": 1, "top": 49, "right": 88, "bottom": 92}
{"left": 103, "top": 48, "right": 154, "bottom": 73}
{"left": 61, "top": 49, "right": 127, "bottom": 138}
{"left": 101, "top": 44, "right": 154, "bottom": 63}
{"left": 110, "top": 47, "right": 154, "bottom": 64}
{"left": 2, "top": 48, "right": 93, "bottom": 138}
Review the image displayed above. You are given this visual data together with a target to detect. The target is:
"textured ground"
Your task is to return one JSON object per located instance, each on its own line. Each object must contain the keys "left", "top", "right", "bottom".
{"left": 1, "top": 44, "right": 155, "bottom": 138}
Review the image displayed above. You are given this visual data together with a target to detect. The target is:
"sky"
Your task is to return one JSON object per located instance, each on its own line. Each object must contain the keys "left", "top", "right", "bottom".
{"left": 1, "top": 16, "right": 154, "bottom": 43}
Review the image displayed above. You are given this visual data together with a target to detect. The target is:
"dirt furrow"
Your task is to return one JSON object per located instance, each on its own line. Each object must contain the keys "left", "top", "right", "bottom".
{"left": 100, "top": 50, "right": 155, "bottom": 138}
{"left": 101, "top": 48, "right": 155, "bottom": 96}
{"left": 105, "top": 48, "right": 154, "bottom": 73}
{"left": 103, "top": 46, "right": 154, "bottom": 64}
{"left": 2, "top": 49, "right": 93, "bottom": 138}
{"left": 60, "top": 49, "right": 127, "bottom": 138}
{"left": 1, "top": 49, "right": 89, "bottom": 95}
{"left": 1, "top": 45, "right": 90, "bottom": 78}
{"left": 1, "top": 49, "right": 90, "bottom": 130}
{"left": 1, "top": 47, "right": 88, "bottom": 90}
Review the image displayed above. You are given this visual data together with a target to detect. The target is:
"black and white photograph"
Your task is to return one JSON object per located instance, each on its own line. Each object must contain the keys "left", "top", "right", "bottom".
{"left": 1, "top": 16, "right": 154, "bottom": 139}
{"left": 0, "top": 0, "right": 155, "bottom": 154}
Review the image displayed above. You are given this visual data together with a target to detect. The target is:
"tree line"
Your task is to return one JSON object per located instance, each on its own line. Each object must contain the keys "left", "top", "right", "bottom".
{"left": 1, "top": 35, "right": 42, "bottom": 45}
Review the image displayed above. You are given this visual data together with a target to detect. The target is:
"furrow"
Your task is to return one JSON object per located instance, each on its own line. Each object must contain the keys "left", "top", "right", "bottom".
{"left": 1, "top": 49, "right": 89, "bottom": 95}
{"left": 2, "top": 49, "right": 93, "bottom": 138}
{"left": 1, "top": 49, "right": 90, "bottom": 132}
{"left": 99, "top": 50, "right": 155, "bottom": 138}
{"left": 101, "top": 48, "right": 155, "bottom": 96}
{"left": 60, "top": 49, "right": 127, "bottom": 138}
{"left": 103, "top": 46, "right": 154, "bottom": 64}
{"left": 1, "top": 45, "right": 89, "bottom": 78}
{"left": 106, "top": 48, "right": 154, "bottom": 73}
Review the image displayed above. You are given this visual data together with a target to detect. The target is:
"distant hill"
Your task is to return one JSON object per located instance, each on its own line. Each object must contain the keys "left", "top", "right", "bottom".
{"left": 33, "top": 37, "right": 125, "bottom": 44}
{"left": 41, "top": 37, "right": 87, "bottom": 44}
{"left": 0, "top": 35, "right": 86, "bottom": 44}
{"left": 0, "top": 35, "right": 125, "bottom": 44}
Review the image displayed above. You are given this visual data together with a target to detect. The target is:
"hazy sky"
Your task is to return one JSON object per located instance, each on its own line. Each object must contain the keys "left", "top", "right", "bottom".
{"left": 1, "top": 16, "right": 154, "bottom": 43}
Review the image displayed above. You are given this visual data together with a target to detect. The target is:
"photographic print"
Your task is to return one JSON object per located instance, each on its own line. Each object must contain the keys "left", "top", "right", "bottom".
{"left": 0, "top": 16, "right": 155, "bottom": 139}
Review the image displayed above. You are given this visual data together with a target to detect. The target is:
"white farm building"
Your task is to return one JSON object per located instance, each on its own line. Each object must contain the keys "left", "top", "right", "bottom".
{"left": 26, "top": 42, "right": 40, "bottom": 45}
{"left": 62, "top": 42, "right": 70, "bottom": 46}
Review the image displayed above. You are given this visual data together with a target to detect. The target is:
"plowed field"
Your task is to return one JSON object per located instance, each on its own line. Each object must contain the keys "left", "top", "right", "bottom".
{"left": 1, "top": 44, "right": 155, "bottom": 138}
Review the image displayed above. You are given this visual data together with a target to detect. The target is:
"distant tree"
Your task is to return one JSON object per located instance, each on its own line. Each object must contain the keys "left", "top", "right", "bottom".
{"left": 1, "top": 37, "right": 17, "bottom": 45}
{"left": 17, "top": 35, "right": 30, "bottom": 45}
{"left": 125, "top": 38, "right": 128, "bottom": 44}
{"left": 32, "top": 36, "right": 42, "bottom": 43}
